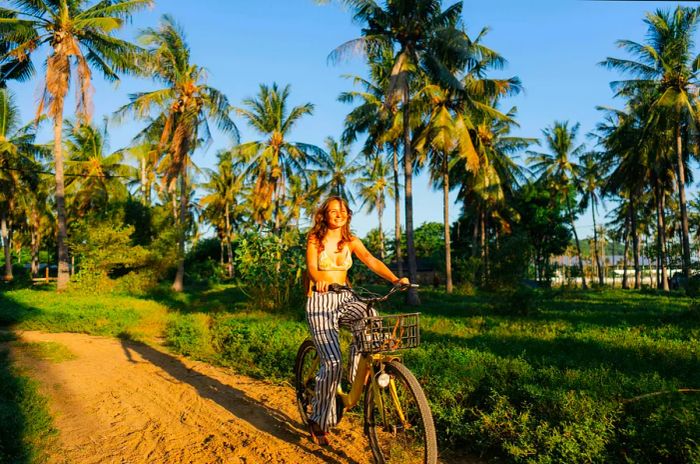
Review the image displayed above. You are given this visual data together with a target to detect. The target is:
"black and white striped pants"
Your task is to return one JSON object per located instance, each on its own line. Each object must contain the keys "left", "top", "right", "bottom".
{"left": 305, "top": 289, "right": 376, "bottom": 432}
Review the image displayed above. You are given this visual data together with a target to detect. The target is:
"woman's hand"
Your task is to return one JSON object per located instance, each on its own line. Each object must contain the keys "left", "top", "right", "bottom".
{"left": 394, "top": 277, "right": 410, "bottom": 286}
{"left": 315, "top": 280, "right": 331, "bottom": 293}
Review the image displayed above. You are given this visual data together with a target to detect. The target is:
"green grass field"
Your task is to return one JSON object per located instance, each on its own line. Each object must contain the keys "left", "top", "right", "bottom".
{"left": 1, "top": 285, "right": 698, "bottom": 463}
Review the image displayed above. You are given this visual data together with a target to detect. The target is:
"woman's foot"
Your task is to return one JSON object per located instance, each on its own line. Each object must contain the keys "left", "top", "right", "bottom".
{"left": 308, "top": 420, "right": 330, "bottom": 446}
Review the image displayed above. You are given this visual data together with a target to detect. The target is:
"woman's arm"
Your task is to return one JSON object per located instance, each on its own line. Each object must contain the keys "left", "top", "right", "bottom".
{"left": 306, "top": 237, "right": 331, "bottom": 292}
{"left": 351, "top": 237, "right": 409, "bottom": 285}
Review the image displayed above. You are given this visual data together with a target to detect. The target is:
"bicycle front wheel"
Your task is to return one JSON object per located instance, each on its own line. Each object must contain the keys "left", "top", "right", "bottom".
{"left": 364, "top": 360, "right": 437, "bottom": 464}
{"left": 294, "top": 339, "right": 318, "bottom": 425}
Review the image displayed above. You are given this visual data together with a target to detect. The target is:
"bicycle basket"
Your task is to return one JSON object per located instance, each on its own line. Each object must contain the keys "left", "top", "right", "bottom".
{"left": 358, "top": 313, "right": 420, "bottom": 353}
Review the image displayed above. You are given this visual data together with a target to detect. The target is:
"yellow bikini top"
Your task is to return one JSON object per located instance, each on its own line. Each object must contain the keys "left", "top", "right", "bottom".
{"left": 318, "top": 246, "right": 353, "bottom": 271}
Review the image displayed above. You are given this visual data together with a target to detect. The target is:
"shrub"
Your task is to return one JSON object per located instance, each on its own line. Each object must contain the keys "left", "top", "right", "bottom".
{"left": 233, "top": 231, "right": 305, "bottom": 313}
{"left": 165, "top": 313, "right": 213, "bottom": 358}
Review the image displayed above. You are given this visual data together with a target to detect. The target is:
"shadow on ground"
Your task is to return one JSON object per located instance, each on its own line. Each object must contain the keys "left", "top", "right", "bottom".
{"left": 119, "top": 336, "right": 363, "bottom": 464}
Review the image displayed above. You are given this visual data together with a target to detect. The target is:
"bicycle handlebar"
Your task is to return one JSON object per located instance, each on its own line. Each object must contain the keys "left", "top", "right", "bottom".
{"left": 326, "top": 282, "right": 419, "bottom": 304}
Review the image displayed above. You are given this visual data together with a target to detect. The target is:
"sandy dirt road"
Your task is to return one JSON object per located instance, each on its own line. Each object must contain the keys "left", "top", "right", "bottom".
{"left": 8, "top": 331, "right": 374, "bottom": 464}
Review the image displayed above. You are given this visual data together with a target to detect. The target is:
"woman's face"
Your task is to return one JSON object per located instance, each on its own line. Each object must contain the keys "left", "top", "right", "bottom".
{"left": 325, "top": 200, "right": 348, "bottom": 229}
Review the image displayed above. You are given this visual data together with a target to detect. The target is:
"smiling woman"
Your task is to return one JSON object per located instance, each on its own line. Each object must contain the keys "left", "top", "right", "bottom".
{"left": 302, "top": 195, "right": 409, "bottom": 443}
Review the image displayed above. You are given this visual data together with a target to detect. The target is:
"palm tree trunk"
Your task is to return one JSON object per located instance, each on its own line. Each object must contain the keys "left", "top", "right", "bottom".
{"left": 676, "top": 124, "right": 692, "bottom": 278}
{"left": 376, "top": 199, "right": 385, "bottom": 261}
{"left": 225, "top": 203, "right": 233, "bottom": 278}
{"left": 591, "top": 197, "right": 603, "bottom": 285}
{"left": 140, "top": 156, "right": 149, "bottom": 206}
{"left": 393, "top": 143, "right": 403, "bottom": 278}
{"left": 172, "top": 173, "right": 187, "bottom": 292}
{"left": 480, "top": 210, "right": 486, "bottom": 285}
{"left": 30, "top": 209, "right": 40, "bottom": 277}
{"left": 612, "top": 238, "right": 616, "bottom": 288}
{"left": 442, "top": 155, "right": 452, "bottom": 293}
{"left": 566, "top": 196, "right": 587, "bottom": 289}
{"left": 622, "top": 216, "right": 630, "bottom": 290}
{"left": 402, "top": 86, "right": 419, "bottom": 305}
{"left": 53, "top": 105, "right": 70, "bottom": 291}
{"left": 630, "top": 197, "right": 641, "bottom": 289}
{"left": 1, "top": 211, "right": 12, "bottom": 281}
{"left": 655, "top": 182, "right": 669, "bottom": 291}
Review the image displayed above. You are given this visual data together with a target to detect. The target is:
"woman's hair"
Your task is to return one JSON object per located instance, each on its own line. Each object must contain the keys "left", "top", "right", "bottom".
{"left": 308, "top": 196, "right": 353, "bottom": 252}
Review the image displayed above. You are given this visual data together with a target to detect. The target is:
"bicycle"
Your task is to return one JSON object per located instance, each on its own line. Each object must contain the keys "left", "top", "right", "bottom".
{"left": 294, "top": 283, "right": 438, "bottom": 464}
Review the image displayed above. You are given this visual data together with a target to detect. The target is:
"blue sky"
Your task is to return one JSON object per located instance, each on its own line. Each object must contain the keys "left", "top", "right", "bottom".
{"left": 9, "top": 0, "right": 695, "bottom": 237}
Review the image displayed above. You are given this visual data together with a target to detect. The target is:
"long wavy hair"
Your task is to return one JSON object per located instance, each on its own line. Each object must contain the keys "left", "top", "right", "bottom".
{"left": 308, "top": 196, "right": 353, "bottom": 252}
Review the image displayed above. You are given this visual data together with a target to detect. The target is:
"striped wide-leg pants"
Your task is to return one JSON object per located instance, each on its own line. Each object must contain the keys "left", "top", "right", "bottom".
{"left": 305, "top": 290, "right": 376, "bottom": 432}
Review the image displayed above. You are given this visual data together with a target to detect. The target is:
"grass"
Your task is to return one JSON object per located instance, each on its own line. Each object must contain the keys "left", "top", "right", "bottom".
{"left": 0, "top": 284, "right": 698, "bottom": 462}
{"left": 16, "top": 342, "right": 77, "bottom": 363}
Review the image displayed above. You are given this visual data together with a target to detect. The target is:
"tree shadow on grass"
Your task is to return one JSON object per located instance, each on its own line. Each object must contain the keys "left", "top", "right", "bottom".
{"left": 118, "top": 336, "right": 362, "bottom": 464}
{"left": 143, "top": 284, "right": 251, "bottom": 314}
{"left": 0, "top": 293, "right": 53, "bottom": 464}
{"left": 421, "top": 328, "right": 700, "bottom": 384}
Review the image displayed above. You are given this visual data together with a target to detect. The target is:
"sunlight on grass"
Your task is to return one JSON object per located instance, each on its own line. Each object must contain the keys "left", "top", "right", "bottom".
{"left": 17, "top": 342, "right": 77, "bottom": 363}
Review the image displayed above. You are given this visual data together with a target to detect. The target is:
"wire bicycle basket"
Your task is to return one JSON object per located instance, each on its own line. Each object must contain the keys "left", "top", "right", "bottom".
{"left": 358, "top": 313, "right": 421, "bottom": 353}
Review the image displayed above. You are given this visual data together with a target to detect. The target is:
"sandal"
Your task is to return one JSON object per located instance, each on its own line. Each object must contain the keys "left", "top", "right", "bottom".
{"left": 308, "top": 420, "right": 330, "bottom": 446}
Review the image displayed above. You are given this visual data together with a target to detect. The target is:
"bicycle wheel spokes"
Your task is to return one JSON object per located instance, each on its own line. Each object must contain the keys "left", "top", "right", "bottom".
{"left": 294, "top": 339, "right": 318, "bottom": 424}
{"left": 365, "top": 361, "right": 437, "bottom": 464}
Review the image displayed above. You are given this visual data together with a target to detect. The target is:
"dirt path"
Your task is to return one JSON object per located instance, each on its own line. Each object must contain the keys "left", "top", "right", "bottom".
{"left": 8, "top": 331, "right": 373, "bottom": 464}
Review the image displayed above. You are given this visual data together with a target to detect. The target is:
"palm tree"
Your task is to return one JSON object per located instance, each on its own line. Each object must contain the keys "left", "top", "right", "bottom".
{"left": 0, "top": 89, "right": 43, "bottom": 280}
{"left": 529, "top": 121, "right": 587, "bottom": 288}
{"left": 331, "top": 0, "right": 471, "bottom": 304}
{"left": 601, "top": 5, "right": 700, "bottom": 278}
{"left": 116, "top": 15, "right": 238, "bottom": 291}
{"left": 580, "top": 152, "right": 605, "bottom": 285}
{"left": 201, "top": 149, "right": 247, "bottom": 278}
{"left": 356, "top": 155, "right": 394, "bottom": 260}
{"left": 235, "top": 83, "right": 324, "bottom": 232}
{"left": 63, "top": 120, "right": 133, "bottom": 219}
{"left": 339, "top": 47, "right": 405, "bottom": 275}
{"left": 1, "top": 0, "right": 153, "bottom": 290}
{"left": 316, "top": 136, "right": 361, "bottom": 203}
{"left": 0, "top": 9, "right": 33, "bottom": 88}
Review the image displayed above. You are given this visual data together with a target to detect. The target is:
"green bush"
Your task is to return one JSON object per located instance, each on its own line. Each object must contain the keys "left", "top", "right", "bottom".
{"left": 233, "top": 231, "right": 305, "bottom": 313}
{"left": 209, "top": 315, "right": 308, "bottom": 380}
{"left": 165, "top": 313, "right": 213, "bottom": 358}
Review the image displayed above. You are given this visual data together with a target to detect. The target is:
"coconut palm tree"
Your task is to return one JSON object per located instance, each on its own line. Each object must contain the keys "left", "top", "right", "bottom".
{"left": 235, "top": 83, "right": 324, "bottom": 232}
{"left": 580, "top": 152, "right": 606, "bottom": 285}
{"left": 356, "top": 154, "right": 394, "bottom": 260}
{"left": 529, "top": 121, "right": 588, "bottom": 288}
{"left": 0, "top": 89, "right": 44, "bottom": 280}
{"left": 316, "top": 136, "right": 361, "bottom": 203}
{"left": 331, "top": 0, "right": 471, "bottom": 304}
{"left": 340, "top": 47, "right": 406, "bottom": 275}
{"left": 0, "top": 9, "right": 33, "bottom": 88}
{"left": 63, "top": 120, "right": 134, "bottom": 219}
{"left": 116, "top": 15, "right": 238, "bottom": 291}
{"left": 201, "top": 149, "right": 247, "bottom": 278}
{"left": 1, "top": 0, "right": 152, "bottom": 289}
{"left": 601, "top": 5, "right": 700, "bottom": 278}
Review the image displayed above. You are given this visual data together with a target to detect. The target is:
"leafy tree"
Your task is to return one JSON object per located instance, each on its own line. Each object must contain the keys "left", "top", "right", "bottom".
{"left": 1, "top": 0, "right": 153, "bottom": 290}
{"left": 528, "top": 121, "right": 587, "bottom": 288}
{"left": 64, "top": 120, "right": 133, "bottom": 219}
{"left": 116, "top": 15, "right": 238, "bottom": 291}
{"left": 601, "top": 5, "right": 700, "bottom": 278}
{"left": 356, "top": 154, "right": 394, "bottom": 260}
{"left": 316, "top": 136, "right": 360, "bottom": 203}
{"left": 0, "top": 89, "right": 44, "bottom": 280}
{"left": 332, "top": 0, "right": 472, "bottom": 304}
{"left": 235, "top": 83, "right": 323, "bottom": 232}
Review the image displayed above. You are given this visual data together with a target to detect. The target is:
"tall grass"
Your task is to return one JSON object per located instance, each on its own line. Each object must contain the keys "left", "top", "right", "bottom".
{"left": 2, "top": 285, "right": 698, "bottom": 462}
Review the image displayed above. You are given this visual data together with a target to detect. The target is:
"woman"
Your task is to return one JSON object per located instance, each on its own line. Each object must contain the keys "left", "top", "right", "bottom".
{"left": 305, "top": 196, "right": 409, "bottom": 445}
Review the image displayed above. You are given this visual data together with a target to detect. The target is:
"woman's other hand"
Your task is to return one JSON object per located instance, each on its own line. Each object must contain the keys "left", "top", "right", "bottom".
{"left": 395, "top": 277, "right": 410, "bottom": 286}
{"left": 315, "top": 280, "right": 330, "bottom": 293}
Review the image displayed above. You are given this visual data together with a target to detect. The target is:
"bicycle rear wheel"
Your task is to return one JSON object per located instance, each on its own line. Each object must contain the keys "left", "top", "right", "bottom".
{"left": 364, "top": 360, "right": 437, "bottom": 464}
{"left": 294, "top": 339, "right": 318, "bottom": 424}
